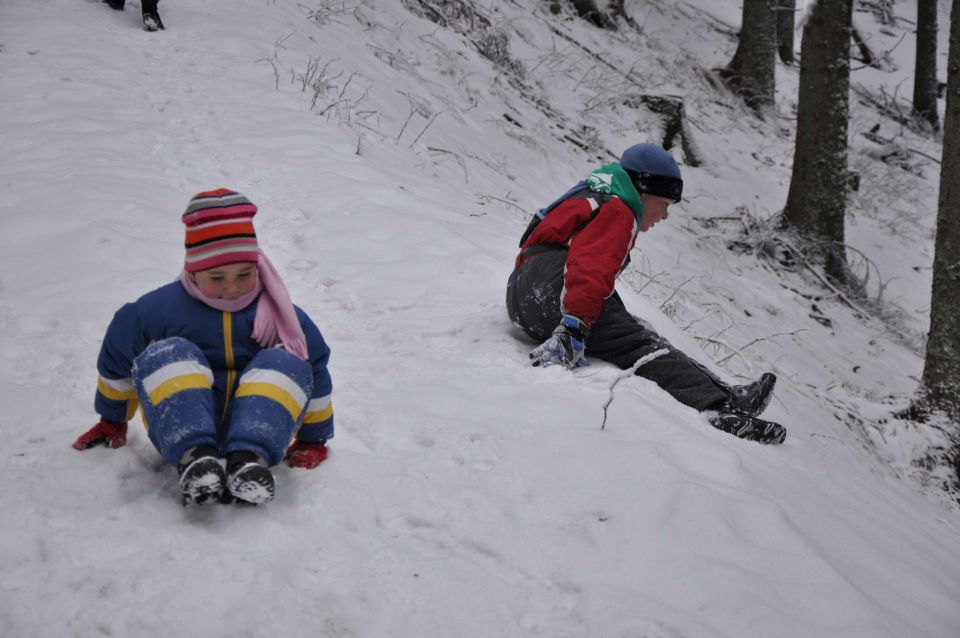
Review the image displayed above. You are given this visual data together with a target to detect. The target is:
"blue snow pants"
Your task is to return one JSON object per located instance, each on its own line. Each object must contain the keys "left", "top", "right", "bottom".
{"left": 131, "top": 337, "right": 313, "bottom": 468}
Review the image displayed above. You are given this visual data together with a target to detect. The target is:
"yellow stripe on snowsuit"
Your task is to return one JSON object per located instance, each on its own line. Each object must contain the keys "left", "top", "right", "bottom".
{"left": 221, "top": 312, "right": 235, "bottom": 422}
{"left": 234, "top": 368, "right": 307, "bottom": 422}
{"left": 303, "top": 395, "right": 333, "bottom": 424}
{"left": 141, "top": 360, "right": 214, "bottom": 406}
{"left": 97, "top": 375, "right": 140, "bottom": 421}
{"left": 124, "top": 400, "right": 140, "bottom": 422}
{"left": 97, "top": 375, "right": 136, "bottom": 401}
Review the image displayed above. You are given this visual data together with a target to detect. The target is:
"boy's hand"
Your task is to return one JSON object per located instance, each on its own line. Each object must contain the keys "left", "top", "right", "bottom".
{"left": 530, "top": 314, "right": 590, "bottom": 369}
{"left": 72, "top": 418, "right": 128, "bottom": 450}
{"left": 285, "top": 440, "right": 328, "bottom": 469}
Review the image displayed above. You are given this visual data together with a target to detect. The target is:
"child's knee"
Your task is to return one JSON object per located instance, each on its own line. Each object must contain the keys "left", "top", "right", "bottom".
{"left": 247, "top": 347, "right": 313, "bottom": 392}
{"left": 133, "top": 337, "right": 208, "bottom": 374}
{"left": 132, "top": 337, "right": 214, "bottom": 409}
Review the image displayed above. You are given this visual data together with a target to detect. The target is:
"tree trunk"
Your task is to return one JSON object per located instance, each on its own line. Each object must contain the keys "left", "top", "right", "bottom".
{"left": 922, "top": 0, "right": 960, "bottom": 413}
{"left": 781, "top": 0, "right": 854, "bottom": 284}
{"left": 721, "top": 0, "right": 778, "bottom": 111}
{"left": 568, "top": 0, "right": 615, "bottom": 30}
{"left": 777, "top": 0, "right": 796, "bottom": 64}
{"left": 913, "top": 0, "right": 941, "bottom": 131}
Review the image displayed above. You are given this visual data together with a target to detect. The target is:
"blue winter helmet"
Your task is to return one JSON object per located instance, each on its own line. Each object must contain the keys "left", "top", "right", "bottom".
{"left": 620, "top": 143, "right": 683, "bottom": 203}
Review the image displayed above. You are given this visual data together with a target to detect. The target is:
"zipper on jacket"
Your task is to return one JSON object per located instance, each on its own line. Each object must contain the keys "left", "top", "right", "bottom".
{"left": 220, "top": 311, "right": 236, "bottom": 422}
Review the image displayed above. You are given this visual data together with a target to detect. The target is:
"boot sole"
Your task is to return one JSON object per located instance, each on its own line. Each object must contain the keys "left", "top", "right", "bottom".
{"left": 228, "top": 463, "right": 275, "bottom": 504}
{"left": 711, "top": 414, "right": 786, "bottom": 445}
{"left": 729, "top": 373, "right": 777, "bottom": 417}
{"left": 753, "top": 373, "right": 777, "bottom": 415}
{"left": 179, "top": 457, "right": 226, "bottom": 506}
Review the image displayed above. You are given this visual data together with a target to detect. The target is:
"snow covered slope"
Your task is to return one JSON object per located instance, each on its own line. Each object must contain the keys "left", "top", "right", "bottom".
{"left": 0, "top": 1, "right": 958, "bottom": 636}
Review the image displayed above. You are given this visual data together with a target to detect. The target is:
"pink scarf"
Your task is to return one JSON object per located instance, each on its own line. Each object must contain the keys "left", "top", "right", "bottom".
{"left": 179, "top": 253, "right": 309, "bottom": 361}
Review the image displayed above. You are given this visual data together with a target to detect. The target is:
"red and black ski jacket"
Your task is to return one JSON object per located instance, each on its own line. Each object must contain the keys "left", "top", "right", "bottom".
{"left": 516, "top": 191, "right": 638, "bottom": 327}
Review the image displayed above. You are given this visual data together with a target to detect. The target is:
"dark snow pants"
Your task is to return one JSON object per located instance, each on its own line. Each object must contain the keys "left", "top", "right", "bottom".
{"left": 506, "top": 245, "right": 730, "bottom": 412}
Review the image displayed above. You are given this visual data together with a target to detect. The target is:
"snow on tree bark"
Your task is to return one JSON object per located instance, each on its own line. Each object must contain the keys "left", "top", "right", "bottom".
{"left": 781, "top": 0, "right": 854, "bottom": 284}
{"left": 922, "top": 0, "right": 960, "bottom": 414}
{"left": 913, "top": 0, "right": 941, "bottom": 131}
{"left": 777, "top": 0, "right": 796, "bottom": 65}
{"left": 721, "top": 0, "right": 778, "bottom": 111}
{"left": 567, "top": 0, "right": 616, "bottom": 30}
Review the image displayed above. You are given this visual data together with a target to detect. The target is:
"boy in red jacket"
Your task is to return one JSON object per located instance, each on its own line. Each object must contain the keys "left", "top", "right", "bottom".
{"left": 507, "top": 144, "right": 784, "bottom": 444}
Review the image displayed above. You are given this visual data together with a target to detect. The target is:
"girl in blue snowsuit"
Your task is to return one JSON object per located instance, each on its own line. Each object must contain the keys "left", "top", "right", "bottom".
{"left": 73, "top": 188, "right": 333, "bottom": 505}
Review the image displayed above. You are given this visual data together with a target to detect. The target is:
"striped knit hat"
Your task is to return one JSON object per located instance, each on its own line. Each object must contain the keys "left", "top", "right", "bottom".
{"left": 182, "top": 188, "right": 260, "bottom": 272}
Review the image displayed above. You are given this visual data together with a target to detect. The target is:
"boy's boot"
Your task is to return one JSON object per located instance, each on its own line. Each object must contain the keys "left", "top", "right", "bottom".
{"left": 710, "top": 414, "right": 786, "bottom": 445}
{"left": 725, "top": 373, "right": 776, "bottom": 417}
{"left": 104, "top": 0, "right": 125, "bottom": 10}
{"left": 142, "top": 0, "right": 164, "bottom": 31}
{"left": 178, "top": 446, "right": 226, "bottom": 505}
{"left": 227, "top": 451, "right": 275, "bottom": 504}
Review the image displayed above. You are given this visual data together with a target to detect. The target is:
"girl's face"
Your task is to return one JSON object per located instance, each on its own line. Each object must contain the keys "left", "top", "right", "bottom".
{"left": 638, "top": 194, "right": 672, "bottom": 232}
{"left": 190, "top": 262, "right": 258, "bottom": 300}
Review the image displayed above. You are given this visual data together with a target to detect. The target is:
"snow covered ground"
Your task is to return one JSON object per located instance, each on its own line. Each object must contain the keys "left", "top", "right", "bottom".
{"left": 1, "top": 0, "right": 958, "bottom": 636}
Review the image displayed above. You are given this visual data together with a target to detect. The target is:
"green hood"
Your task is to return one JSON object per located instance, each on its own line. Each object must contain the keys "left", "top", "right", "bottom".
{"left": 586, "top": 162, "right": 644, "bottom": 220}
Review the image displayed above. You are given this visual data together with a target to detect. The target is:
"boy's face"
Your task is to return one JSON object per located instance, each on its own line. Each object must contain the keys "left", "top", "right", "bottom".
{"left": 638, "top": 194, "right": 672, "bottom": 232}
{"left": 190, "top": 262, "right": 258, "bottom": 300}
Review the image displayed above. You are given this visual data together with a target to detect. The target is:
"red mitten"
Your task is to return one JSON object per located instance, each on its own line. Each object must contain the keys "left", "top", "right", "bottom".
{"left": 285, "top": 440, "right": 328, "bottom": 469}
{"left": 72, "top": 418, "right": 128, "bottom": 450}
